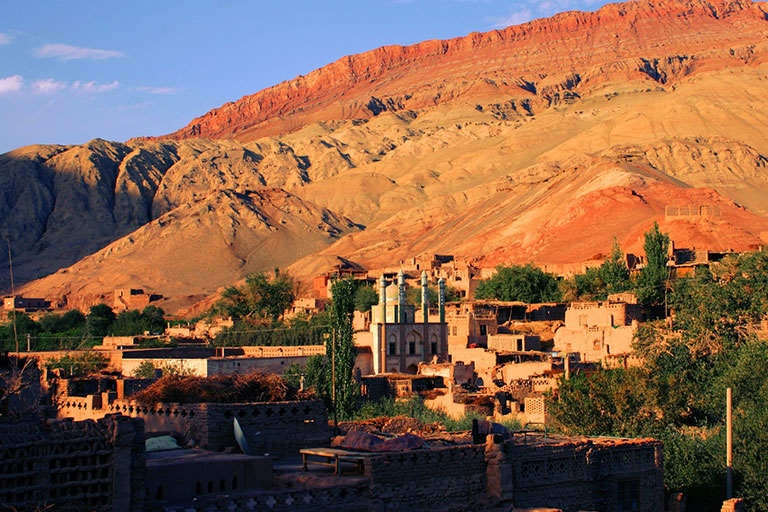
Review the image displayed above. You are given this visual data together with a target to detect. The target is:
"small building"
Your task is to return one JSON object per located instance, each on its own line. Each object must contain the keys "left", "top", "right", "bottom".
{"left": 553, "top": 295, "right": 642, "bottom": 362}
{"left": 487, "top": 333, "right": 541, "bottom": 352}
{"left": 114, "top": 288, "right": 161, "bottom": 312}
{"left": 437, "top": 301, "right": 498, "bottom": 349}
{"left": 360, "top": 373, "right": 443, "bottom": 399}
{"left": 3, "top": 295, "right": 50, "bottom": 312}
{"left": 289, "top": 297, "right": 328, "bottom": 317}
{"left": 669, "top": 243, "right": 734, "bottom": 278}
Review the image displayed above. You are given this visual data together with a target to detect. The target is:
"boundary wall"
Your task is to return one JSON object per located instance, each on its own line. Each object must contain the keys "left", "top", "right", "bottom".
{"left": 0, "top": 415, "right": 145, "bottom": 512}
{"left": 59, "top": 398, "right": 330, "bottom": 455}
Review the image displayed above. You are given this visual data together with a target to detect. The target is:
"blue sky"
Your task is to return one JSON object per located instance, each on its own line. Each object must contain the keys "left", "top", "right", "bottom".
{"left": 0, "top": 0, "right": 610, "bottom": 153}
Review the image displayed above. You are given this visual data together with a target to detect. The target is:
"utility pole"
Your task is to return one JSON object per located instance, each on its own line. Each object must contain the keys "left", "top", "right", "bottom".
{"left": 726, "top": 387, "right": 733, "bottom": 500}
{"left": 6, "top": 237, "right": 19, "bottom": 358}
{"left": 26, "top": 333, "right": 30, "bottom": 352}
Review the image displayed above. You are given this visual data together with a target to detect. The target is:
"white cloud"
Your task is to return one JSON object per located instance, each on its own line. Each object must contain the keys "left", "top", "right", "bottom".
{"left": 0, "top": 33, "right": 12, "bottom": 46}
{"left": 35, "top": 43, "right": 123, "bottom": 61}
{"left": 489, "top": 8, "right": 534, "bottom": 27}
{"left": 71, "top": 80, "right": 119, "bottom": 93}
{"left": 137, "top": 86, "right": 177, "bottom": 95}
{"left": 0, "top": 75, "right": 23, "bottom": 93}
{"left": 31, "top": 78, "right": 68, "bottom": 94}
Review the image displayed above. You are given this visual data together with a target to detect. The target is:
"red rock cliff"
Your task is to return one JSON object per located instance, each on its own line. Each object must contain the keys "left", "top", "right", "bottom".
{"left": 153, "top": 0, "right": 768, "bottom": 142}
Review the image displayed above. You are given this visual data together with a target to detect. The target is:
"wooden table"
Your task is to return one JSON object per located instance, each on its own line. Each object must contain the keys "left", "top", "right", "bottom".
{"left": 300, "top": 447, "right": 374, "bottom": 476}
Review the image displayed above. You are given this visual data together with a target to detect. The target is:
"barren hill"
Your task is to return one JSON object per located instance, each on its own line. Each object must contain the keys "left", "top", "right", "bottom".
{"left": 4, "top": 0, "right": 768, "bottom": 312}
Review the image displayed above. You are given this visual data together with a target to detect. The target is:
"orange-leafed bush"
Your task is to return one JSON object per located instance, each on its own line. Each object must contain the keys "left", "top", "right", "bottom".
{"left": 130, "top": 371, "right": 312, "bottom": 406}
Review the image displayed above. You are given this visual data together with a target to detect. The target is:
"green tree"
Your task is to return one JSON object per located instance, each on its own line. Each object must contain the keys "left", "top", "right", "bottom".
{"left": 475, "top": 264, "right": 561, "bottom": 303}
{"left": 637, "top": 222, "right": 670, "bottom": 308}
{"left": 327, "top": 278, "right": 358, "bottom": 420}
{"left": 283, "top": 354, "right": 329, "bottom": 400}
{"left": 112, "top": 310, "right": 143, "bottom": 336}
{"left": 132, "top": 360, "right": 158, "bottom": 379}
{"left": 599, "top": 238, "right": 632, "bottom": 295}
{"left": 570, "top": 267, "right": 605, "bottom": 300}
{"left": 141, "top": 305, "right": 166, "bottom": 334}
{"left": 44, "top": 351, "right": 108, "bottom": 378}
{"left": 406, "top": 284, "right": 460, "bottom": 306}
{"left": 39, "top": 310, "right": 85, "bottom": 333}
{"left": 213, "top": 271, "right": 296, "bottom": 322}
{"left": 86, "top": 304, "right": 116, "bottom": 337}
{"left": 354, "top": 285, "right": 378, "bottom": 313}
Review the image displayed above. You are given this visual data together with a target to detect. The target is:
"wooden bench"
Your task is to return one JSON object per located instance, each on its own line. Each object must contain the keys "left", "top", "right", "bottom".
{"left": 300, "top": 447, "right": 375, "bottom": 476}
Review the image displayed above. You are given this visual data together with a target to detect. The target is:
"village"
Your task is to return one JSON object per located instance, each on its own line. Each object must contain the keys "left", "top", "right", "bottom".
{"left": 2, "top": 230, "right": 766, "bottom": 512}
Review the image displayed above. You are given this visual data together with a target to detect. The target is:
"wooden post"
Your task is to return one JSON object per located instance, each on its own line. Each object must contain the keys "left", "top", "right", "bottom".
{"left": 726, "top": 387, "right": 733, "bottom": 500}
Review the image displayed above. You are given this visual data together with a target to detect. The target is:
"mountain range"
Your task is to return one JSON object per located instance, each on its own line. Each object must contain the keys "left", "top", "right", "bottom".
{"left": 2, "top": 0, "right": 768, "bottom": 313}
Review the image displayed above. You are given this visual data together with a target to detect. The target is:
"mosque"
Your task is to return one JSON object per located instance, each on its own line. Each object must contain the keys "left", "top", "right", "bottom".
{"left": 369, "top": 270, "right": 448, "bottom": 374}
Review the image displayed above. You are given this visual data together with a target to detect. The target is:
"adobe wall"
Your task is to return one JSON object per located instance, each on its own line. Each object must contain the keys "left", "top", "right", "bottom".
{"left": 565, "top": 302, "right": 632, "bottom": 328}
{"left": 554, "top": 324, "right": 636, "bottom": 361}
{"left": 488, "top": 334, "right": 541, "bottom": 352}
{"left": 504, "top": 438, "right": 664, "bottom": 512}
{"left": 364, "top": 444, "right": 488, "bottom": 510}
{"left": 153, "top": 481, "right": 371, "bottom": 512}
{"left": 0, "top": 415, "right": 145, "bottom": 512}
{"left": 62, "top": 399, "right": 330, "bottom": 456}
{"left": 151, "top": 436, "right": 663, "bottom": 512}
{"left": 498, "top": 361, "right": 552, "bottom": 382}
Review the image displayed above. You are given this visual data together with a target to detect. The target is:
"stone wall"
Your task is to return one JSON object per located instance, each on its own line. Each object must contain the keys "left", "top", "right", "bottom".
{"left": 72, "top": 399, "right": 330, "bottom": 455}
{"left": 0, "top": 415, "right": 145, "bottom": 512}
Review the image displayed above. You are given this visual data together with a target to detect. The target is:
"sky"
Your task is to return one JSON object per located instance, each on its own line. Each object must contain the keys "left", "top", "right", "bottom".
{"left": 0, "top": 0, "right": 611, "bottom": 154}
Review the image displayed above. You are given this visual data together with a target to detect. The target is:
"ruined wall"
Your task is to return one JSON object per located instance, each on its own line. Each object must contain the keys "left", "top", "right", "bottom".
{"left": 0, "top": 415, "right": 145, "bottom": 512}
{"left": 59, "top": 399, "right": 330, "bottom": 456}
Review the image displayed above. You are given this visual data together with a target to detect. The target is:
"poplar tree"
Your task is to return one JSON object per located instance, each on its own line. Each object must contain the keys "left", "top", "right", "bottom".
{"left": 328, "top": 278, "right": 358, "bottom": 420}
{"left": 637, "top": 222, "right": 670, "bottom": 308}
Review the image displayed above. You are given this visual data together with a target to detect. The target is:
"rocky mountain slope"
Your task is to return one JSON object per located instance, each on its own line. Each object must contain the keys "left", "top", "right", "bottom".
{"left": 3, "top": 0, "right": 768, "bottom": 312}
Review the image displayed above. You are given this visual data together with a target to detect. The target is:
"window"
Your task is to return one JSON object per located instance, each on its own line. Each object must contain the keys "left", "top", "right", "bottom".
{"left": 388, "top": 343, "right": 397, "bottom": 355}
{"left": 480, "top": 325, "right": 487, "bottom": 336}
{"left": 517, "top": 340, "right": 523, "bottom": 351}
{"left": 431, "top": 342, "right": 438, "bottom": 354}
{"left": 452, "top": 326, "right": 458, "bottom": 336}
{"left": 617, "top": 480, "right": 639, "bottom": 511}
{"left": 408, "top": 342, "right": 416, "bottom": 355}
